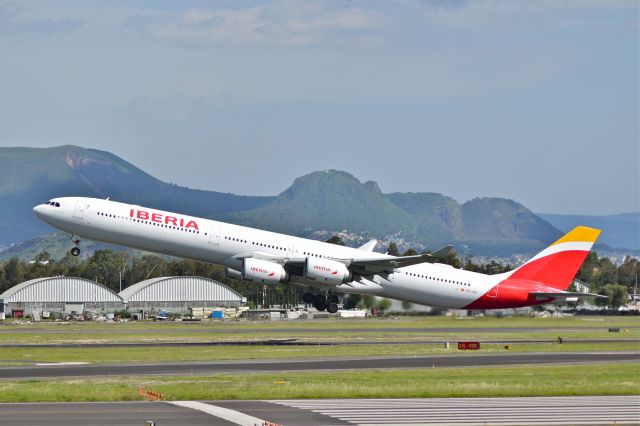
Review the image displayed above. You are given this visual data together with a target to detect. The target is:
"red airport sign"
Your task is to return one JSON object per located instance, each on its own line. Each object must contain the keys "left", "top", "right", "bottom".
{"left": 457, "top": 341, "right": 480, "bottom": 350}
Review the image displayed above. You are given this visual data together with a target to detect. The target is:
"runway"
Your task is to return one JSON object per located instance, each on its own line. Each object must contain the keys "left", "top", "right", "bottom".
{"left": 0, "top": 351, "right": 637, "bottom": 380}
{"left": 0, "top": 396, "right": 637, "bottom": 425}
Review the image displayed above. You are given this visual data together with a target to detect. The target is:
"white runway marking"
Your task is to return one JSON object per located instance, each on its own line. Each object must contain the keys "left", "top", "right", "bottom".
{"left": 270, "top": 396, "right": 640, "bottom": 425}
{"left": 168, "top": 400, "right": 267, "bottom": 426}
{"left": 34, "top": 362, "right": 89, "bottom": 366}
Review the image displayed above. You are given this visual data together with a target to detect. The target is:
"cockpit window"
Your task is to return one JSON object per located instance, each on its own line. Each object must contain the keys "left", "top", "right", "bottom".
{"left": 55, "top": 202, "right": 60, "bottom": 207}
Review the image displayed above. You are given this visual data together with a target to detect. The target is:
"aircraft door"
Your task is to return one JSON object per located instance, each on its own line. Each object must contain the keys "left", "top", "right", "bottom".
{"left": 73, "top": 202, "right": 86, "bottom": 220}
{"left": 487, "top": 283, "right": 498, "bottom": 298}
{"left": 287, "top": 245, "right": 296, "bottom": 258}
{"left": 208, "top": 226, "right": 220, "bottom": 245}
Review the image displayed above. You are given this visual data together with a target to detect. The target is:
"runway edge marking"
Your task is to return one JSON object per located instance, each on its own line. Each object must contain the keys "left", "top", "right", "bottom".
{"left": 168, "top": 400, "right": 269, "bottom": 426}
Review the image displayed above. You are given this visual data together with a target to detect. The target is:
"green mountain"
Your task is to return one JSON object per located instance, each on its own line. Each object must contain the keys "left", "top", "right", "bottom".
{"left": 0, "top": 146, "right": 564, "bottom": 259}
{"left": 230, "top": 171, "right": 417, "bottom": 237}
{"left": 0, "top": 146, "right": 272, "bottom": 246}
{"left": 230, "top": 170, "right": 561, "bottom": 254}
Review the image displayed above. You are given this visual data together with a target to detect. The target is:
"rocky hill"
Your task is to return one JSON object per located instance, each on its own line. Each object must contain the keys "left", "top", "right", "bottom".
{"left": 0, "top": 146, "right": 564, "bottom": 259}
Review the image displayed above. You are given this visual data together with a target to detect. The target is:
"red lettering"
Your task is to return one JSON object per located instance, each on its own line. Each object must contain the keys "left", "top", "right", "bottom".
{"left": 129, "top": 209, "right": 134, "bottom": 218}
{"left": 179, "top": 218, "right": 184, "bottom": 227}
{"left": 151, "top": 213, "right": 162, "bottom": 223}
{"left": 165, "top": 216, "right": 177, "bottom": 226}
{"left": 185, "top": 220, "right": 199, "bottom": 230}
{"left": 137, "top": 211, "right": 149, "bottom": 220}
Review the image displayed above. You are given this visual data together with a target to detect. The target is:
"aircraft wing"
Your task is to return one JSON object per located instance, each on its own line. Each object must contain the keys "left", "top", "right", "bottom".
{"left": 235, "top": 247, "right": 454, "bottom": 276}
{"left": 345, "top": 254, "right": 436, "bottom": 274}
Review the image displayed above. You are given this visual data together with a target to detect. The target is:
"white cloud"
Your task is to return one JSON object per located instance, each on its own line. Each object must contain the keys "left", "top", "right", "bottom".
{"left": 130, "top": 2, "right": 378, "bottom": 47}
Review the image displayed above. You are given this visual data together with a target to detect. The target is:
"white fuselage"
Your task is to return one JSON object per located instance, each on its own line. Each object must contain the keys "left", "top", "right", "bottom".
{"left": 34, "top": 197, "right": 501, "bottom": 308}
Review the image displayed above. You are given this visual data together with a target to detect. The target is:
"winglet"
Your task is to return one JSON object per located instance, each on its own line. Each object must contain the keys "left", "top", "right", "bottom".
{"left": 431, "top": 245, "right": 454, "bottom": 259}
{"left": 358, "top": 239, "right": 378, "bottom": 252}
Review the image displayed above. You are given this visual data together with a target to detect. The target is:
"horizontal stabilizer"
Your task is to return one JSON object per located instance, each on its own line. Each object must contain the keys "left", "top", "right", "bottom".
{"left": 530, "top": 291, "right": 607, "bottom": 300}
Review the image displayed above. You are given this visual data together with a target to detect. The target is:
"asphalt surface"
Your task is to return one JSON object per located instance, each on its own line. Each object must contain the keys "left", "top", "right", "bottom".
{"left": 1, "top": 396, "right": 638, "bottom": 425}
{"left": 0, "top": 352, "right": 637, "bottom": 380}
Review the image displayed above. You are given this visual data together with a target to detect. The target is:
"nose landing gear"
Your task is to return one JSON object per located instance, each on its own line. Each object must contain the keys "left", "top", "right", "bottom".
{"left": 70, "top": 237, "right": 81, "bottom": 257}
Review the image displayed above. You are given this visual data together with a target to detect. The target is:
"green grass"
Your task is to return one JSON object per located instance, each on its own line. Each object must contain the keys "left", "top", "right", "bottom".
{"left": 3, "top": 315, "right": 639, "bottom": 332}
{"left": 0, "top": 341, "right": 637, "bottom": 366}
{"left": 1, "top": 316, "right": 637, "bottom": 344}
{"left": 1, "top": 363, "right": 638, "bottom": 402}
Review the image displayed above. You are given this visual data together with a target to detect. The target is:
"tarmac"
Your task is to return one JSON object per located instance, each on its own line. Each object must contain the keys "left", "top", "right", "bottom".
{"left": 0, "top": 351, "right": 637, "bottom": 380}
{"left": 0, "top": 396, "right": 637, "bottom": 425}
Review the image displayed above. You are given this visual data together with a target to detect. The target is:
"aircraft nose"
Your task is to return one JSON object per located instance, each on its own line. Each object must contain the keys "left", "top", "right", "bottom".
{"left": 33, "top": 204, "right": 46, "bottom": 218}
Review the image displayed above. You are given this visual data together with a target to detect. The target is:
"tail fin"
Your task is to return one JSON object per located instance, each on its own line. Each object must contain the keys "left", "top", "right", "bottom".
{"left": 507, "top": 226, "right": 600, "bottom": 290}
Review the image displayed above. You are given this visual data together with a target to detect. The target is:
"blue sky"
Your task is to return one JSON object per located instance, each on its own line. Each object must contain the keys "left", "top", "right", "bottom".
{"left": 0, "top": 0, "right": 638, "bottom": 215}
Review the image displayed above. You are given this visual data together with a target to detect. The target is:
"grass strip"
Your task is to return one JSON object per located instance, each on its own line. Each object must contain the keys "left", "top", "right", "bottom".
{"left": 0, "top": 342, "right": 638, "bottom": 366}
{"left": 1, "top": 315, "right": 638, "bottom": 332}
{"left": 0, "top": 363, "right": 638, "bottom": 402}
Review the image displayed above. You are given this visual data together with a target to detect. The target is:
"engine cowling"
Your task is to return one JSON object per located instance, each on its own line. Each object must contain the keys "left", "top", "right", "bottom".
{"left": 224, "top": 267, "right": 242, "bottom": 280}
{"left": 242, "top": 258, "right": 289, "bottom": 284}
{"left": 304, "top": 257, "right": 351, "bottom": 285}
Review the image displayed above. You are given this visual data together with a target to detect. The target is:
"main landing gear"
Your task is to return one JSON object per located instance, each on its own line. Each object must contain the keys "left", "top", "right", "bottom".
{"left": 303, "top": 291, "right": 339, "bottom": 314}
{"left": 70, "top": 236, "right": 81, "bottom": 257}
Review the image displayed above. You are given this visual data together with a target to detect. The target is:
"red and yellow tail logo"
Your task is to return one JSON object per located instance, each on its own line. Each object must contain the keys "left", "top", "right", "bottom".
{"left": 509, "top": 226, "right": 600, "bottom": 290}
{"left": 465, "top": 226, "right": 600, "bottom": 309}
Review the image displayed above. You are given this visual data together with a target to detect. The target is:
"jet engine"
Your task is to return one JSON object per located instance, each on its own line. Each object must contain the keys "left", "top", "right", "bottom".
{"left": 224, "top": 267, "right": 242, "bottom": 280}
{"left": 304, "top": 257, "right": 352, "bottom": 285}
{"left": 242, "top": 258, "right": 289, "bottom": 284}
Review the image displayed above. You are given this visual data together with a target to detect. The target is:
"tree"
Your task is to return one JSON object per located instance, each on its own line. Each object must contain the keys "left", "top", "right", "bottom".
{"left": 2, "top": 257, "right": 25, "bottom": 292}
{"left": 437, "top": 251, "right": 462, "bottom": 268}
{"left": 359, "top": 294, "right": 376, "bottom": 309}
{"left": 34, "top": 251, "right": 52, "bottom": 263}
{"left": 596, "top": 284, "right": 628, "bottom": 310}
{"left": 376, "top": 298, "right": 392, "bottom": 312}
{"left": 343, "top": 294, "right": 362, "bottom": 309}
{"left": 403, "top": 248, "right": 417, "bottom": 256}
{"left": 325, "top": 235, "right": 345, "bottom": 246}
{"left": 618, "top": 256, "right": 639, "bottom": 287}
{"left": 387, "top": 242, "right": 399, "bottom": 256}
{"left": 401, "top": 300, "right": 413, "bottom": 310}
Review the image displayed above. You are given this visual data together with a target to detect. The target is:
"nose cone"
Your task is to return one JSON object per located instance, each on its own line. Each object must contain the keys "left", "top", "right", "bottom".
{"left": 33, "top": 204, "right": 46, "bottom": 219}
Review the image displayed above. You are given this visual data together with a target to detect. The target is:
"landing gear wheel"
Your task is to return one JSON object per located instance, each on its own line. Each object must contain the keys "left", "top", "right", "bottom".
{"left": 328, "top": 294, "right": 339, "bottom": 304}
{"left": 70, "top": 247, "right": 81, "bottom": 257}
{"left": 313, "top": 294, "right": 327, "bottom": 311}
{"left": 326, "top": 302, "right": 339, "bottom": 314}
{"left": 302, "top": 292, "right": 314, "bottom": 304}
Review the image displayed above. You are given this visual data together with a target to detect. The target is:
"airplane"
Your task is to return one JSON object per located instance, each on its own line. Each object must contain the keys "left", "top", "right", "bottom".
{"left": 33, "top": 197, "right": 604, "bottom": 312}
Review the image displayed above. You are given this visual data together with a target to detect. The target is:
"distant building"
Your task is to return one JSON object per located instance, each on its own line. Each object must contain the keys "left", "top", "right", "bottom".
{"left": 0, "top": 277, "right": 124, "bottom": 319}
{"left": 119, "top": 276, "right": 245, "bottom": 315}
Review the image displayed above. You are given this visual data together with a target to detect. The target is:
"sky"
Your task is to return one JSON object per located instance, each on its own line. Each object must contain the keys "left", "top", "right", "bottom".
{"left": 0, "top": 0, "right": 638, "bottom": 215}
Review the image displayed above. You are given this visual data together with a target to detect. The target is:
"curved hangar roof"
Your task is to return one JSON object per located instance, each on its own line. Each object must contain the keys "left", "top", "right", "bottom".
{"left": 119, "top": 276, "right": 243, "bottom": 303}
{"left": 0, "top": 277, "right": 122, "bottom": 303}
